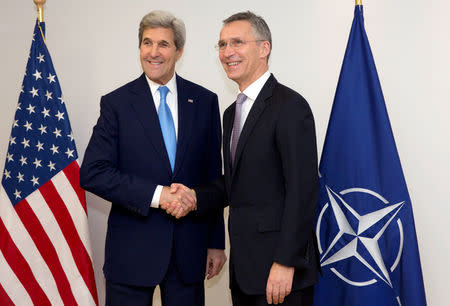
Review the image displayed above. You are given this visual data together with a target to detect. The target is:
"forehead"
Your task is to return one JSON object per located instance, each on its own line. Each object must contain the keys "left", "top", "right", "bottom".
{"left": 220, "top": 20, "right": 255, "bottom": 40}
{"left": 142, "top": 27, "right": 175, "bottom": 42}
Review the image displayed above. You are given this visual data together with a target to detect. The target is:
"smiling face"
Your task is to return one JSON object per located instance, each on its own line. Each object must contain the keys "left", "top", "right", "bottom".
{"left": 218, "top": 20, "right": 270, "bottom": 91}
{"left": 139, "top": 27, "right": 183, "bottom": 85}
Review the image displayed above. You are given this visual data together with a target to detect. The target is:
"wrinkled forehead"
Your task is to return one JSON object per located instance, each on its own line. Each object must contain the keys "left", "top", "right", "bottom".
{"left": 219, "top": 20, "right": 255, "bottom": 41}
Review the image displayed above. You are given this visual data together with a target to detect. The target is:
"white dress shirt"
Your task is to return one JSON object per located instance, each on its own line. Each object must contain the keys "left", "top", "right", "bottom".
{"left": 145, "top": 73, "right": 178, "bottom": 208}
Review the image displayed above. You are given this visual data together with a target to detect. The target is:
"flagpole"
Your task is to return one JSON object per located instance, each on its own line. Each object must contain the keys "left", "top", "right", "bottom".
{"left": 355, "top": 0, "right": 362, "bottom": 6}
{"left": 33, "top": 0, "right": 46, "bottom": 23}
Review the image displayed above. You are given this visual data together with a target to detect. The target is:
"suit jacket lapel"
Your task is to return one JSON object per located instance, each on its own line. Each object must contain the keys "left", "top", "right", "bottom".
{"left": 231, "top": 74, "right": 277, "bottom": 179}
{"left": 173, "top": 75, "right": 195, "bottom": 177}
{"left": 129, "top": 73, "right": 172, "bottom": 176}
{"left": 223, "top": 106, "right": 234, "bottom": 191}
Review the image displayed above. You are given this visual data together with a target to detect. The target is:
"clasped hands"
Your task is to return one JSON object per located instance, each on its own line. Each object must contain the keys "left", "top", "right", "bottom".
{"left": 160, "top": 183, "right": 196, "bottom": 218}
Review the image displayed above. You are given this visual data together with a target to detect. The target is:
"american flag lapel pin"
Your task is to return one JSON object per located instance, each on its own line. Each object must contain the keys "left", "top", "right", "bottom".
{"left": 187, "top": 98, "right": 194, "bottom": 103}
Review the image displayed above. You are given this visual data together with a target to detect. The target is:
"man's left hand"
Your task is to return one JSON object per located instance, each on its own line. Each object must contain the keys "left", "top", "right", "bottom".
{"left": 205, "top": 249, "right": 227, "bottom": 280}
{"left": 266, "top": 262, "right": 294, "bottom": 304}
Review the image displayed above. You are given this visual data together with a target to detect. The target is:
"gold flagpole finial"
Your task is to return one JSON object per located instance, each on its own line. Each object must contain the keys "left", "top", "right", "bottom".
{"left": 355, "top": 0, "right": 362, "bottom": 6}
{"left": 33, "top": 0, "right": 46, "bottom": 23}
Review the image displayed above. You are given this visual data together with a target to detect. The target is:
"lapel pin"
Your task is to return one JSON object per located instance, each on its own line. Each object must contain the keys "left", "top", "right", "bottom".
{"left": 187, "top": 98, "right": 194, "bottom": 103}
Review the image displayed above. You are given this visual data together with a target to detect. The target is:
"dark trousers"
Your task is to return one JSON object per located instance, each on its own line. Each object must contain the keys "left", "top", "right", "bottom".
{"left": 231, "top": 280, "right": 314, "bottom": 306}
{"left": 105, "top": 251, "right": 204, "bottom": 306}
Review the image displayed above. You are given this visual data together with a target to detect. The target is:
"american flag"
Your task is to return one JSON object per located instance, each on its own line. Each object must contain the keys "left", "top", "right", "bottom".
{"left": 0, "top": 21, "right": 98, "bottom": 305}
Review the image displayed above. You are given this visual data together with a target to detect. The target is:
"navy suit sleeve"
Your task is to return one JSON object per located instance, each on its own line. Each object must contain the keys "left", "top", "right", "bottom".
{"left": 80, "top": 95, "right": 155, "bottom": 216}
{"left": 273, "top": 95, "right": 319, "bottom": 267}
{"left": 205, "top": 94, "right": 225, "bottom": 249}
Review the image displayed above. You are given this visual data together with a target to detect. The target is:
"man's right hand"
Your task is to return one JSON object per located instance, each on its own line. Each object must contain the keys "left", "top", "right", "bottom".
{"left": 159, "top": 184, "right": 196, "bottom": 218}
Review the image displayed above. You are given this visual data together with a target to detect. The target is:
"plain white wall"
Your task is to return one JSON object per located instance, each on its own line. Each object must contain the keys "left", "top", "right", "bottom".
{"left": 1, "top": 0, "right": 449, "bottom": 305}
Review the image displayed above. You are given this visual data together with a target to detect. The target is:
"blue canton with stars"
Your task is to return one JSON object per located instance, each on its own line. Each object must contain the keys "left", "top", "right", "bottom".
{"left": 2, "top": 21, "right": 78, "bottom": 206}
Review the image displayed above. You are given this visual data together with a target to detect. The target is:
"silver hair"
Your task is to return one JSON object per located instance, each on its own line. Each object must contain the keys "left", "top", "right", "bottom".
{"left": 139, "top": 10, "right": 186, "bottom": 50}
{"left": 223, "top": 11, "right": 272, "bottom": 60}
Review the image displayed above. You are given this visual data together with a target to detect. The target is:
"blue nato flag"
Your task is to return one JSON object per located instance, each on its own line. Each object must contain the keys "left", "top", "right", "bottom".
{"left": 313, "top": 5, "right": 427, "bottom": 306}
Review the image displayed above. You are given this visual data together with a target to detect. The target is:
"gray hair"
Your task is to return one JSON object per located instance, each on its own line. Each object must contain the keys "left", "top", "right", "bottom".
{"left": 223, "top": 11, "right": 272, "bottom": 60}
{"left": 139, "top": 10, "right": 186, "bottom": 50}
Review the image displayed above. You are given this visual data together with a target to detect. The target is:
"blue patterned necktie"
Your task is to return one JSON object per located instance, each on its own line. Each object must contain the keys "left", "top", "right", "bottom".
{"left": 157, "top": 86, "right": 176, "bottom": 171}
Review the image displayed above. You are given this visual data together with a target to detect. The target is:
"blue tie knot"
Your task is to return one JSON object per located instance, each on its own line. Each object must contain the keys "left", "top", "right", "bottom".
{"left": 158, "top": 86, "right": 169, "bottom": 102}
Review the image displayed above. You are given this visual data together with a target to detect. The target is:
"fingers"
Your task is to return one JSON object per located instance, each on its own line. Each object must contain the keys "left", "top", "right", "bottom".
{"left": 266, "top": 262, "right": 294, "bottom": 304}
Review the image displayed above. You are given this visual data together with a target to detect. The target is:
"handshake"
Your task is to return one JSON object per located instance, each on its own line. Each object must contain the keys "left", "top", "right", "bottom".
{"left": 159, "top": 183, "right": 197, "bottom": 218}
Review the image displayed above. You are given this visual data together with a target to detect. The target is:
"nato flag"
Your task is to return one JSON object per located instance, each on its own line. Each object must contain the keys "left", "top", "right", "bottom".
{"left": 313, "top": 6, "right": 427, "bottom": 306}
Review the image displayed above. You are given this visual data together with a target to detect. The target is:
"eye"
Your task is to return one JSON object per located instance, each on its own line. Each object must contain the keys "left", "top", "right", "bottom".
{"left": 158, "top": 41, "right": 170, "bottom": 48}
{"left": 142, "top": 40, "right": 153, "bottom": 47}
{"left": 232, "top": 39, "right": 244, "bottom": 47}
{"left": 218, "top": 41, "right": 227, "bottom": 49}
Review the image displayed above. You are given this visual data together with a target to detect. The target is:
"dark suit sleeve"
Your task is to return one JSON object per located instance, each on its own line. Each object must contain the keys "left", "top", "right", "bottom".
{"left": 273, "top": 96, "right": 318, "bottom": 268}
{"left": 80, "top": 96, "right": 155, "bottom": 216}
{"left": 205, "top": 95, "right": 225, "bottom": 249}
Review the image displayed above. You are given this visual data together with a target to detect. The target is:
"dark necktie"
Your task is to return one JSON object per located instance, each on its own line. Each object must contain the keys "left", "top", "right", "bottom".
{"left": 231, "top": 93, "right": 247, "bottom": 165}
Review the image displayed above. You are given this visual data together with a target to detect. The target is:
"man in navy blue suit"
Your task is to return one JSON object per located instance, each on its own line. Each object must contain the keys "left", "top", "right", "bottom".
{"left": 80, "top": 10, "right": 226, "bottom": 306}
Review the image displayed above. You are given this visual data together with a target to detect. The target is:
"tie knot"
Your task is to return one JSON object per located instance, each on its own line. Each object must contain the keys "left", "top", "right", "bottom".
{"left": 236, "top": 93, "right": 247, "bottom": 105}
{"left": 158, "top": 86, "right": 169, "bottom": 100}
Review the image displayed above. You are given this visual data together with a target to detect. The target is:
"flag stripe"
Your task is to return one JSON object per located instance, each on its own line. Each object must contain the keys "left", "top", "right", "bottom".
{"left": 0, "top": 217, "right": 51, "bottom": 305}
{"left": 0, "top": 251, "right": 31, "bottom": 306}
{"left": 39, "top": 181, "right": 98, "bottom": 304}
{"left": 54, "top": 166, "right": 93, "bottom": 259}
{"left": 26, "top": 187, "right": 96, "bottom": 306}
{"left": 0, "top": 188, "right": 63, "bottom": 305}
{"left": 0, "top": 283, "right": 15, "bottom": 306}
{"left": 14, "top": 198, "right": 78, "bottom": 305}
{"left": 64, "top": 160, "right": 87, "bottom": 213}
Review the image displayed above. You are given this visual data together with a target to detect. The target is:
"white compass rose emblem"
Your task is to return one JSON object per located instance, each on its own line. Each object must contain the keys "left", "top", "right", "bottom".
{"left": 316, "top": 186, "right": 405, "bottom": 289}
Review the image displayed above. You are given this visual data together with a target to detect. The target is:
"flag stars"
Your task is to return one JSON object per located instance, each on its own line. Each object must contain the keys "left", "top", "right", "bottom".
{"left": 13, "top": 120, "right": 19, "bottom": 128}
{"left": 23, "top": 121, "right": 33, "bottom": 131}
{"left": 32, "top": 69, "right": 42, "bottom": 81}
{"left": 55, "top": 111, "right": 65, "bottom": 121}
{"left": 36, "top": 141, "right": 44, "bottom": 151}
{"left": 48, "top": 161, "right": 56, "bottom": 171}
{"left": 29, "top": 87, "right": 39, "bottom": 98}
{"left": 58, "top": 96, "right": 65, "bottom": 104}
{"left": 4, "top": 169, "right": 11, "bottom": 180}
{"left": 30, "top": 176, "right": 39, "bottom": 186}
{"left": 10, "top": 137, "right": 16, "bottom": 146}
{"left": 21, "top": 85, "right": 24, "bottom": 93}
{"left": 17, "top": 172, "right": 24, "bottom": 183}
{"left": 53, "top": 128, "right": 62, "bottom": 138}
{"left": 33, "top": 158, "right": 42, "bottom": 169}
{"left": 21, "top": 138, "right": 30, "bottom": 148}
{"left": 38, "top": 124, "right": 47, "bottom": 134}
{"left": 26, "top": 104, "right": 36, "bottom": 114}
{"left": 42, "top": 107, "right": 50, "bottom": 118}
{"left": 65, "top": 148, "right": 75, "bottom": 158}
{"left": 50, "top": 144, "right": 59, "bottom": 155}
{"left": 14, "top": 189, "right": 21, "bottom": 199}
{"left": 6, "top": 153, "right": 14, "bottom": 162}
{"left": 19, "top": 155, "right": 28, "bottom": 166}
{"left": 17, "top": 102, "right": 22, "bottom": 110}
{"left": 68, "top": 132, "right": 74, "bottom": 142}
{"left": 47, "top": 73, "right": 56, "bottom": 83}
{"left": 37, "top": 53, "right": 45, "bottom": 63}
{"left": 45, "top": 90, "right": 53, "bottom": 101}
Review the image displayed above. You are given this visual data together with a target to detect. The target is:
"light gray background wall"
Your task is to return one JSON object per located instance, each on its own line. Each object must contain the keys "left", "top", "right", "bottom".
{"left": 1, "top": 0, "right": 448, "bottom": 305}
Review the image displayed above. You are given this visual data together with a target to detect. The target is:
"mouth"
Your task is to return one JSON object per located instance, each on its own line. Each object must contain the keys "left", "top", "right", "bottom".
{"left": 226, "top": 61, "right": 240, "bottom": 67}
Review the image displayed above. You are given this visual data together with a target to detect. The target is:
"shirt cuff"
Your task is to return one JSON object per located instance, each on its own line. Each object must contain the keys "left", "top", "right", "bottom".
{"left": 150, "top": 185, "right": 163, "bottom": 208}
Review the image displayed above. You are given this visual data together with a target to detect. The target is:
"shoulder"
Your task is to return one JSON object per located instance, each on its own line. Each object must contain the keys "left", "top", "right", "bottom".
{"left": 272, "top": 81, "right": 313, "bottom": 117}
{"left": 177, "top": 75, "right": 217, "bottom": 100}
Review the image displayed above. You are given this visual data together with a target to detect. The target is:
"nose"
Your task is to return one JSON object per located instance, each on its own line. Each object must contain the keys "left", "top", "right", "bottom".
{"left": 150, "top": 45, "right": 160, "bottom": 57}
{"left": 222, "top": 44, "right": 235, "bottom": 58}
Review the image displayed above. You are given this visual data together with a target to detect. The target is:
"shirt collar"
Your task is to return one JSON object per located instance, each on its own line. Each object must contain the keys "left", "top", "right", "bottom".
{"left": 241, "top": 70, "right": 271, "bottom": 101}
{"left": 145, "top": 73, "right": 178, "bottom": 96}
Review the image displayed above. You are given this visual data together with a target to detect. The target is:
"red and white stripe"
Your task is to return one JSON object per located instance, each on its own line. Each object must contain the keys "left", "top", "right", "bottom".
{"left": 0, "top": 160, "right": 98, "bottom": 305}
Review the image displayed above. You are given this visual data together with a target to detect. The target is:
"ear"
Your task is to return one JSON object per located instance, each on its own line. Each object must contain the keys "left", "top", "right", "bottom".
{"left": 259, "top": 40, "right": 271, "bottom": 60}
{"left": 176, "top": 47, "right": 184, "bottom": 61}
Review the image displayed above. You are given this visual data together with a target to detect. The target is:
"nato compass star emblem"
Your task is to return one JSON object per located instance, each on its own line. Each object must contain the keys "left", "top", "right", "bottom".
{"left": 316, "top": 186, "right": 405, "bottom": 293}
